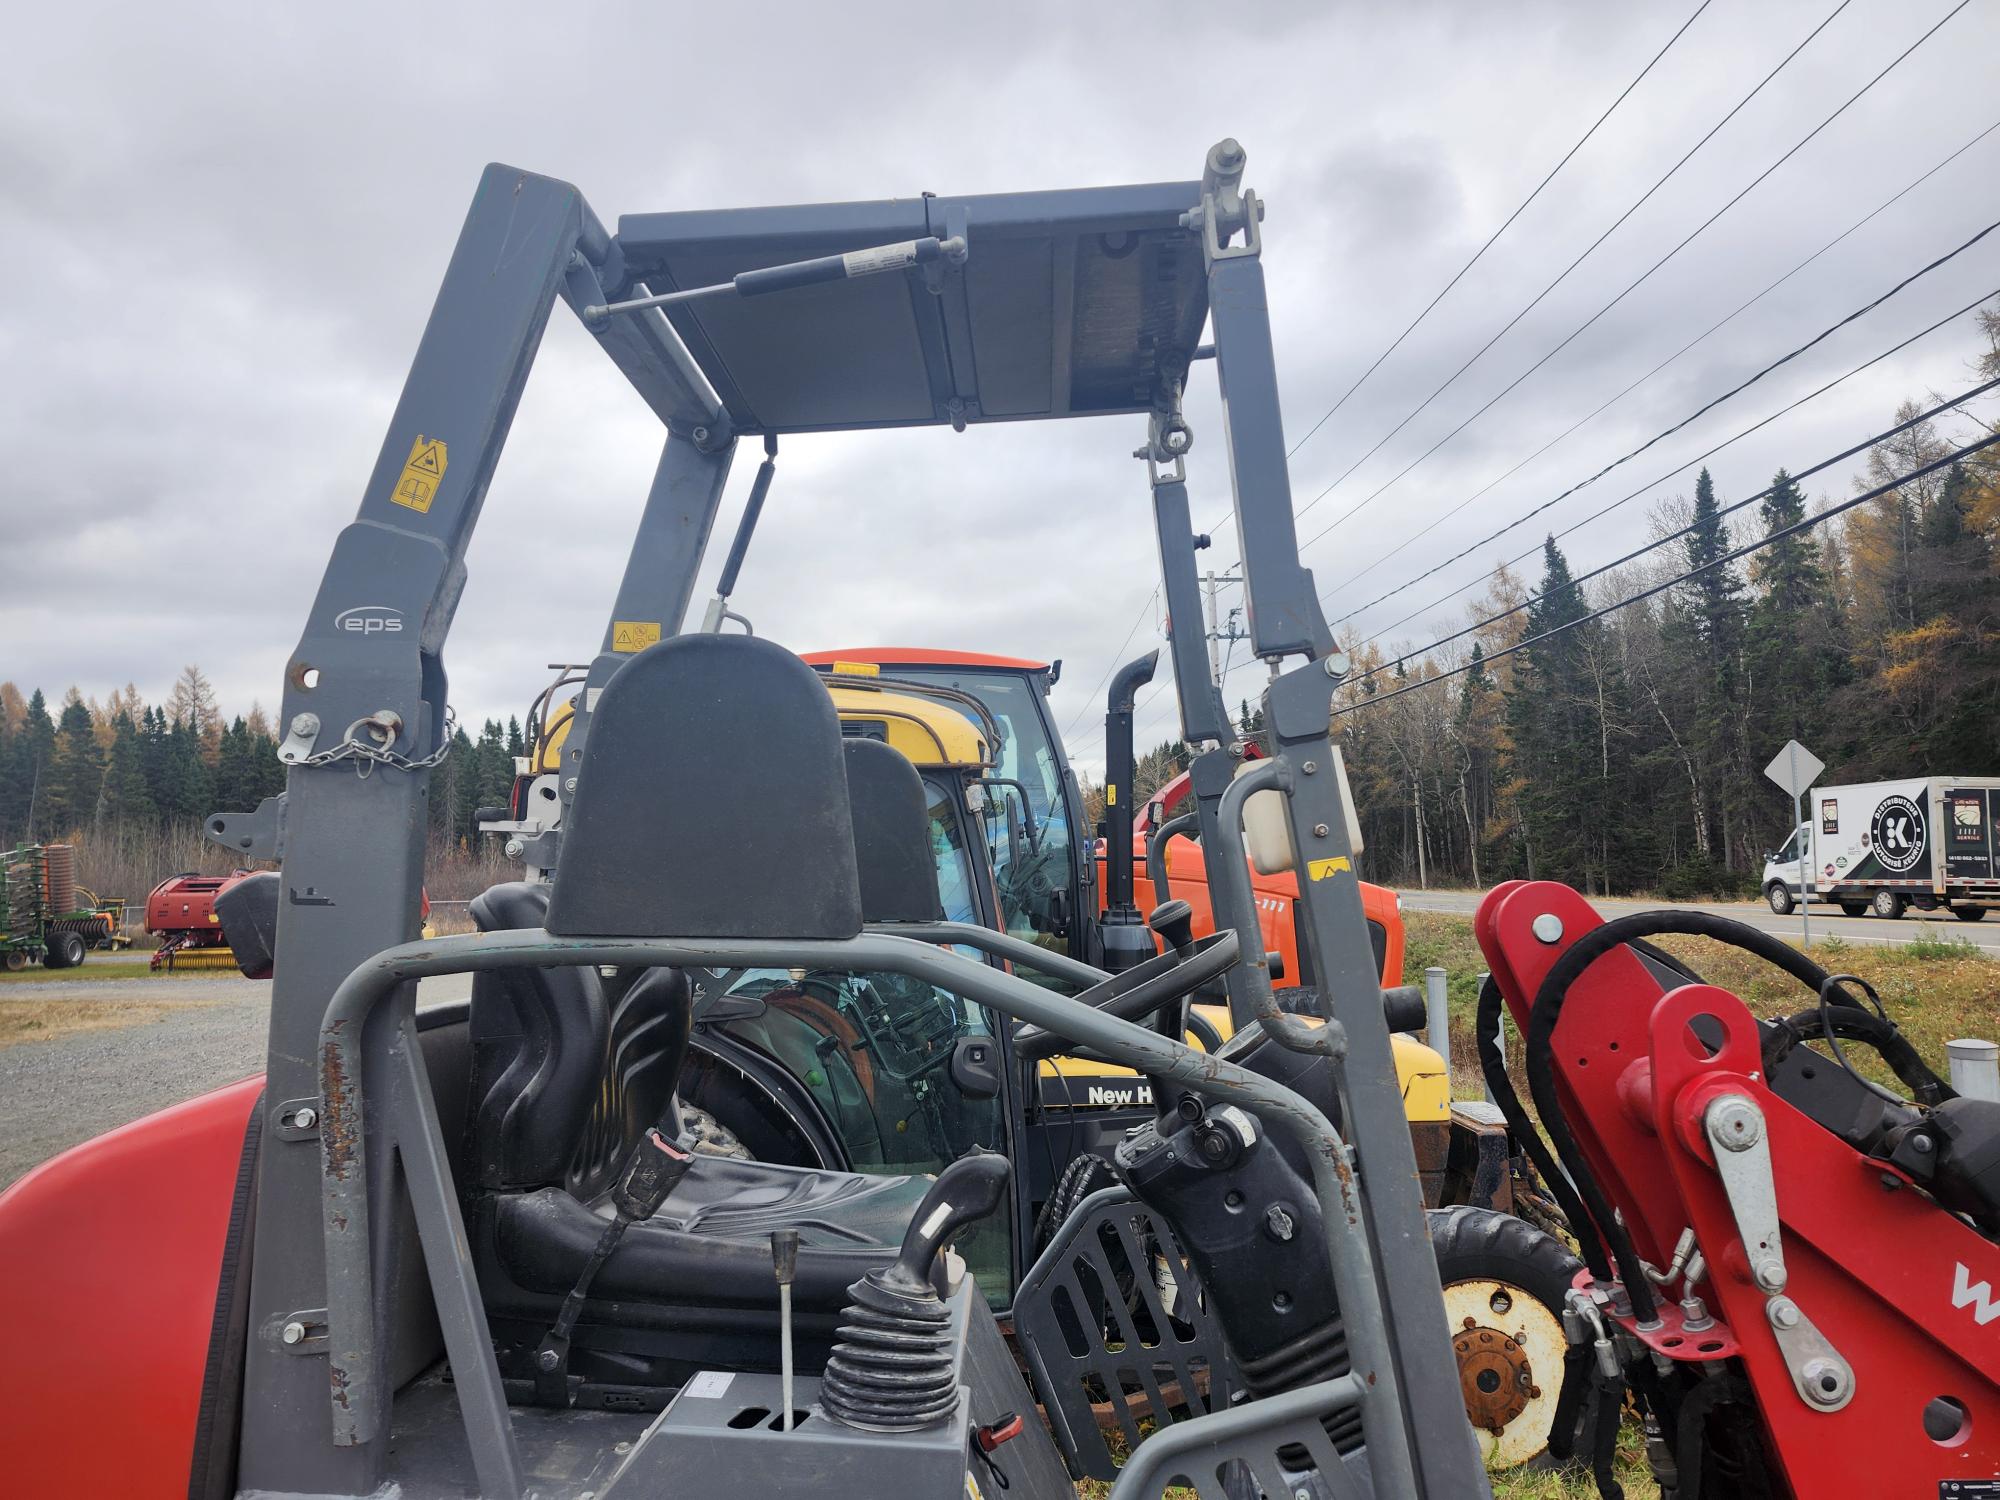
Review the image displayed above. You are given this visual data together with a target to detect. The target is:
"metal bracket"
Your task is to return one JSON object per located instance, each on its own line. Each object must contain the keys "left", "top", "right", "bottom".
{"left": 268, "top": 1308, "right": 329, "bottom": 1355}
{"left": 204, "top": 793, "right": 289, "bottom": 861}
{"left": 272, "top": 1097, "right": 323, "bottom": 1142}
{"left": 277, "top": 712, "right": 320, "bottom": 765}
{"left": 1135, "top": 407, "right": 1192, "bottom": 487}
{"left": 1703, "top": 1094, "right": 1855, "bottom": 1411}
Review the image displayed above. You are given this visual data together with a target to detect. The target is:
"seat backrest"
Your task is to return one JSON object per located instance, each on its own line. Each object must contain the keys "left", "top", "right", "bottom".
{"left": 464, "top": 881, "right": 691, "bottom": 1196}
{"left": 843, "top": 738, "right": 945, "bottom": 924}
{"left": 547, "top": 633, "right": 864, "bottom": 940}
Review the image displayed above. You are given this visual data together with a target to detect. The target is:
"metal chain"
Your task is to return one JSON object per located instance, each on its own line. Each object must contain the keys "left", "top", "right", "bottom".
{"left": 296, "top": 707, "right": 458, "bottom": 779}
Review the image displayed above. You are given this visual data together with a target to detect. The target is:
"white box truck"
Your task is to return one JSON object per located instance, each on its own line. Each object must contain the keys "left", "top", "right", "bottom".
{"left": 1762, "top": 776, "right": 2000, "bottom": 920}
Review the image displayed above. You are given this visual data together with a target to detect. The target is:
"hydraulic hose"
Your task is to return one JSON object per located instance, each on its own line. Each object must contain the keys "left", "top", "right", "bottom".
{"left": 1475, "top": 975, "right": 1610, "bottom": 1277}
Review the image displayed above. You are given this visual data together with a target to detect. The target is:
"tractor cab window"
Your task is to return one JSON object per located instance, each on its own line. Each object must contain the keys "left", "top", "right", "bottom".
{"left": 700, "top": 968, "right": 1013, "bottom": 1298}
{"left": 873, "top": 667, "right": 1078, "bottom": 961}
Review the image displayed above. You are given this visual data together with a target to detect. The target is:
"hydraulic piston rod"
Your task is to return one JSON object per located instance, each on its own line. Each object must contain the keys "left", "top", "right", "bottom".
{"left": 585, "top": 235, "right": 968, "bottom": 322}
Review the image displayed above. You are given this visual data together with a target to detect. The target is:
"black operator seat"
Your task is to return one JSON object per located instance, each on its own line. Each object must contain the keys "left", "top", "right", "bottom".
{"left": 460, "top": 635, "right": 942, "bottom": 1346}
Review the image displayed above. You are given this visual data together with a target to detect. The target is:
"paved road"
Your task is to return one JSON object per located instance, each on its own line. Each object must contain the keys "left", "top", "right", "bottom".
{"left": 1398, "top": 889, "right": 2000, "bottom": 954}
{"left": 0, "top": 972, "right": 473, "bottom": 1190}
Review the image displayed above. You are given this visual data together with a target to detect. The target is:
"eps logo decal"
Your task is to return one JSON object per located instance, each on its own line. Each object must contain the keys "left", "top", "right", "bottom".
{"left": 334, "top": 605, "right": 404, "bottom": 635}
{"left": 1870, "top": 793, "right": 1927, "bottom": 874}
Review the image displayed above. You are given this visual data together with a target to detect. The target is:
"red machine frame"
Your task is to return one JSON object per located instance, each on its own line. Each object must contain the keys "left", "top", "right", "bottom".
{"left": 1477, "top": 880, "right": 1998, "bottom": 1495}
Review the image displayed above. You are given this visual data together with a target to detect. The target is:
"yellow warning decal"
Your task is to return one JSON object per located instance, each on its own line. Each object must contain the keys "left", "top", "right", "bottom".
{"left": 1306, "top": 855, "right": 1352, "bottom": 881}
{"left": 1106, "top": 784, "right": 1117, "bottom": 806}
{"left": 390, "top": 435, "right": 448, "bottom": 514}
{"left": 830, "top": 659, "right": 881, "bottom": 677}
{"left": 612, "top": 621, "right": 662, "bottom": 653}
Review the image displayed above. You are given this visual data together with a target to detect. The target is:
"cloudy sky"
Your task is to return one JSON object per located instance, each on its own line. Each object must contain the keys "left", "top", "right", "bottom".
{"left": 4, "top": 0, "right": 1997, "bottom": 777}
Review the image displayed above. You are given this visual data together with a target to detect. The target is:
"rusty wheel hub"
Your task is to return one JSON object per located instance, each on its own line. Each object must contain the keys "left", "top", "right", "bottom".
{"left": 1452, "top": 1321, "right": 1536, "bottom": 1434}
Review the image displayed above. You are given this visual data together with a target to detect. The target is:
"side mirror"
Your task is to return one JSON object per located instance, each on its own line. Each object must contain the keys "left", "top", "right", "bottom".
{"left": 949, "top": 1036, "right": 1001, "bottom": 1099}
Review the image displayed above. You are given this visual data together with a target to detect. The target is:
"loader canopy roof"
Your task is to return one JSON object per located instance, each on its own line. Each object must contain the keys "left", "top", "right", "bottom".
{"left": 616, "top": 182, "right": 1207, "bottom": 433}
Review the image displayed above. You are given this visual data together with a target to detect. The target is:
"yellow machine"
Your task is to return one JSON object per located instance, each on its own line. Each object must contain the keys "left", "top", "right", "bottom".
{"left": 527, "top": 662, "right": 1449, "bottom": 1130}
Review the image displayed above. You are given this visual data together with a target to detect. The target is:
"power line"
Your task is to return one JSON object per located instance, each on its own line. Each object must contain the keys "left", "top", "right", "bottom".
{"left": 1196, "top": 0, "right": 1716, "bottom": 543}
{"left": 1310, "top": 114, "right": 2000, "bottom": 621}
{"left": 1316, "top": 213, "right": 2000, "bottom": 622}
{"left": 1281, "top": 0, "right": 1713, "bottom": 468}
{"left": 1289, "top": 0, "right": 1864, "bottom": 536}
{"left": 1345, "top": 374, "right": 2000, "bottom": 691}
{"left": 1334, "top": 423, "right": 2000, "bottom": 718}
{"left": 1058, "top": 587, "right": 1157, "bottom": 743}
{"left": 1349, "top": 291, "right": 2000, "bottom": 654}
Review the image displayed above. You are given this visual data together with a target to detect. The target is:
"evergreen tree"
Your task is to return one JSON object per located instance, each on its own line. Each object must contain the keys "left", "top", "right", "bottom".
{"left": 160, "top": 718, "right": 215, "bottom": 824}
{"left": 44, "top": 693, "right": 104, "bottom": 833}
{"left": 13, "top": 690, "right": 56, "bottom": 838}
{"left": 1668, "top": 469, "right": 1749, "bottom": 866}
{"left": 96, "top": 712, "right": 155, "bottom": 828}
{"left": 1745, "top": 469, "right": 1839, "bottom": 768}
{"left": 1503, "top": 538, "right": 1632, "bottom": 891}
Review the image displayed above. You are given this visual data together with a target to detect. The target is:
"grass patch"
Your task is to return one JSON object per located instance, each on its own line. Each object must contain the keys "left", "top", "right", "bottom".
{"left": 1402, "top": 908, "right": 1996, "bottom": 1095}
{"left": 0, "top": 957, "right": 244, "bottom": 985}
{"left": 0, "top": 997, "right": 175, "bottom": 1048}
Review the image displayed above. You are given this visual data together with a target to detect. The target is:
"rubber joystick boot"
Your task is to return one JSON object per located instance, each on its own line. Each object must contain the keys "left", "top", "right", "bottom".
{"left": 819, "top": 1149, "right": 1010, "bottom": 1431}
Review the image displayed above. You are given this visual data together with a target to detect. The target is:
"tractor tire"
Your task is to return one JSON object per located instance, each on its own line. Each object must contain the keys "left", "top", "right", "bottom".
{"left": 1953, "top": 906, "right": 1988, "bottom": 923}
{"left": 1840, "top": 902, "right": 1868, "bottom": 917}
{"left": 2, "top": 950, "right": 25, "bottom": 973}
{"left": 1871, "top": 889, "right": 1906, "bottom": 920}
{"left": 44, "top": 931, "right": 87, "bottom": 970}
{"left": 1765, "top": 883, "right": 1794, "bottom": 916}
{"left": 1429, "top": 1205, "right": 1583, "bottom": 1472}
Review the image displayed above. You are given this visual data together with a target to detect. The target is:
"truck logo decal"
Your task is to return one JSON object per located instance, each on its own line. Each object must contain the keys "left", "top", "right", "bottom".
{"left": 333, "top": 606, "right": 404, "bottom": 635}
{"left": 1952, "top": 1261, "right": 2000, "bottom": 1327}
{"left": 1870, "top": 794, "right": 1927, "bottom": 874}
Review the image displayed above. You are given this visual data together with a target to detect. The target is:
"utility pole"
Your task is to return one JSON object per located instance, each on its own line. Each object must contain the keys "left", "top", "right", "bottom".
{"left": 1201, "top": 569, "right": 1248, "bottom": 690}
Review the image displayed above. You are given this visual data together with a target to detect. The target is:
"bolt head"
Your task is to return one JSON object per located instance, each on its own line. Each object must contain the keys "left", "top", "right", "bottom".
{"left": 1769, "top": 1298, "right": 1801, "bottom": 1329}
{"left": 1313, "top": 823, "right": 1330, "bottom": 837}
{"left": 538, "top": 1348, "right": 562, "bottom": 1371}
{"left": 1709, "top": 1097, "right": 1763, "bottom": 1150}
{"left": 1753, "top": 1260, "right": 1786, "bottom": 1293}
{"left": 504, "top": 838, "right": 525, "bottom": 860}
{"left": 1324, "top": 653, "right": 1350, "bottom": 679}
{"left": 563, "top": 778, "right": 578, "bottom": 794}
{"left": 1531, "top": 912, "right": 1564, "bottom": 944}
{"left": 290, "top": 713, "right": 319, "bottom": 736}
{"left": 692, "top": 426, "right": 709, "bottom": 444}
{"left": 1302, "top": 760, "right": 1317, "bottom": 774}
{"left": 293, "top": 1106, "right": 317, "bottom": 1130}
{"left": 281, "top": 1320, "right": 307, "bottom": 1345}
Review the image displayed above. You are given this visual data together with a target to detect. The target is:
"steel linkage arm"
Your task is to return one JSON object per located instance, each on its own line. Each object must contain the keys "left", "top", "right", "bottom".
{"left": 245, "top": 163, "right": 740, "bottom": 1496}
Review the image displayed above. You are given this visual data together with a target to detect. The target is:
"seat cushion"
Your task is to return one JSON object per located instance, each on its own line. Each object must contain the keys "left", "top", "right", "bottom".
{"left": 490, "top": 1157, "right": 930, "bottom": 1316}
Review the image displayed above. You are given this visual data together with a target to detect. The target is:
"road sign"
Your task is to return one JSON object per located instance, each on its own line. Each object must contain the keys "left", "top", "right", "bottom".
{"left": 1763, "top": 739, "right": 1825, "bottom": 945}
{"left": 1764, "top": 739, "right": 1825, "bottom": 800}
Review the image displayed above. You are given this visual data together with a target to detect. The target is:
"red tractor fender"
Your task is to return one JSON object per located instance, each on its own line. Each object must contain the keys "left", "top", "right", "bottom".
{"left": 0, "top": 1076, "right": 262, "bottom": 1496}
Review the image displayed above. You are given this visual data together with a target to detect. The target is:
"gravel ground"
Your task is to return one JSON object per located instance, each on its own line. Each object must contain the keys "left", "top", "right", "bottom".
{"left": 0, "top": 973, "right": 472, "bottom": 1190}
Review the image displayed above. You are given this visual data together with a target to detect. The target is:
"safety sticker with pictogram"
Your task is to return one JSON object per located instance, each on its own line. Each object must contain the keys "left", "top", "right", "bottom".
{"left": 390, "top": 435, "right": 448, "bottom": 514}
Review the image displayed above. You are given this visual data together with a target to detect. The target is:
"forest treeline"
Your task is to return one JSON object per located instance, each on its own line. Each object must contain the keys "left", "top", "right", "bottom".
{"left": 1114, "top": 310, "right": 2000, "bottom": 896}
{"left": 0, "top": 661, "right": 539, "bottom": 898}
{"left": 8, "top": 317, "right": 1998, "bottom": 903}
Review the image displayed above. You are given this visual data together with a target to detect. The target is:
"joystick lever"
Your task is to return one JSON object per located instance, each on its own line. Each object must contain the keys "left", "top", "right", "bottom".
{"left": 887, "top": 1148, "right": 1011, "bottom": 1291}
